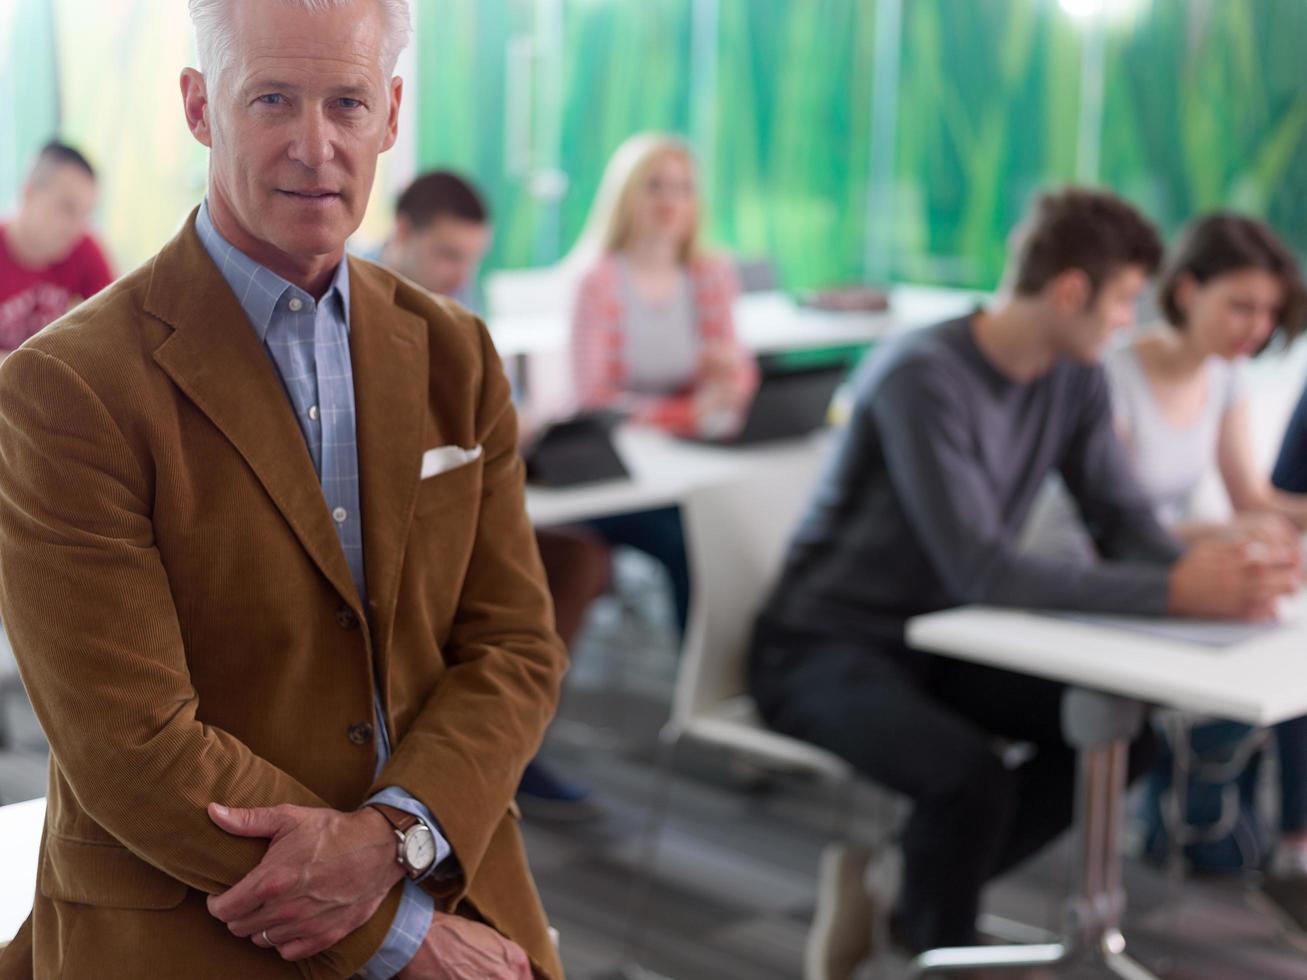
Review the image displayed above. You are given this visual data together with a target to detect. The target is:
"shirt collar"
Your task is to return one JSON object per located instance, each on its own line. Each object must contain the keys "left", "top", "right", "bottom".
{"left": 195, "top": 199, "right": 351, "bottom": 342}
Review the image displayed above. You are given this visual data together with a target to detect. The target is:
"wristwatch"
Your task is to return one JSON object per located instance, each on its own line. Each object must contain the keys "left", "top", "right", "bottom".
{"left": 367, "top": 803, "right": 438, "bottom": 880}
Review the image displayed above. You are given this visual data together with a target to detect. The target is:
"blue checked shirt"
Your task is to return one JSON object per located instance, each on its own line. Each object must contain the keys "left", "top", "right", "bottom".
{"left": 197, "top": 202, "right": 441, "bottom": 977}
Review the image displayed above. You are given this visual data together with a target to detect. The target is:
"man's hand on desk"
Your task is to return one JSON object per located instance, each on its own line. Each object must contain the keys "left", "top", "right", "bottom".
{"left": 396, "top": 912, "right": 532, "bottom": 979}
{"left": 206, "top": 802, "right": 403, "bottom": 960}
{"left": 1169, "top": 536, "right": 1302, "bottom": 622}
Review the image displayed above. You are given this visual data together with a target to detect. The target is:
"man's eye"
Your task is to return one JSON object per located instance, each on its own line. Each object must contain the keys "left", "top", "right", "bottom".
{"left": 256, "top": 94, "right": 286, "bottom": 106}
{"left": 339, "top": 98, "right": 363, "bottom": 110}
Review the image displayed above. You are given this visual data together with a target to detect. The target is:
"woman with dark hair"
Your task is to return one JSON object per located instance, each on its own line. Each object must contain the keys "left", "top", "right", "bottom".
{"left": 1099, "top": 212, "right": 1307, "bottom": 940}
{"left": 1115, "top": 212, "right": 1307, "bottom": 536}
{"left": 1021, "top": 212, "right": 1307, "bottom": 939}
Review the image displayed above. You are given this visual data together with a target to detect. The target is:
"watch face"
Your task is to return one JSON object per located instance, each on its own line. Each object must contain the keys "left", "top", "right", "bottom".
{"left": 405, "top": 826, "right": 437, "bottom": 872}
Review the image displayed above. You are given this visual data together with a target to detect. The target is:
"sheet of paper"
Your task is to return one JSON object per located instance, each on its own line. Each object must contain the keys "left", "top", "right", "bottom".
{"left": 1042, "top": 612, "right": 1280, "bottom": 649}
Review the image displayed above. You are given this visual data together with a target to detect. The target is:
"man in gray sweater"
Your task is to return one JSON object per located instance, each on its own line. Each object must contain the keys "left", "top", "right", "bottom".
{"left": 750, "top": 189, "right": 1300, "bottom": 980}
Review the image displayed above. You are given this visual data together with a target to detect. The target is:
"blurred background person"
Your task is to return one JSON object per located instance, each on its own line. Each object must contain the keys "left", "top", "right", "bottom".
{"left": 369, "top": 169, "right": 491, "bottom": 310}
{"left": 1107, "top": 213, "right": 1307, "bottom": 538}
{"left": 571, "top": 132, "right": 756, "bottom": 440}
{"left": 0, "top": 141, "right": 113, "bottom": 354}
{"left": 567, "top": 133, "right": 758, "bottom": 637}
{"left": 1024, "top": 212, "right": 1307, "bottom": 938}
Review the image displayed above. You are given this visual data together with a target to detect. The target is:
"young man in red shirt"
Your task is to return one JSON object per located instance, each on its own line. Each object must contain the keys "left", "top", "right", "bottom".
{"left": 0, "top": 141, "right": 114, "bottom": 353}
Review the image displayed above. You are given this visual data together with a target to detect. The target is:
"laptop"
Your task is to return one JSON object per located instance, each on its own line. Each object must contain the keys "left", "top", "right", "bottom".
{"left": 690, "top": 362, "right": 846, "bottom": 447}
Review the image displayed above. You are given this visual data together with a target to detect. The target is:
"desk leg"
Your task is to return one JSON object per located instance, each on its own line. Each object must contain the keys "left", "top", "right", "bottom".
{"left": 909, "top": 736, "right": 1160, "bottom": 978}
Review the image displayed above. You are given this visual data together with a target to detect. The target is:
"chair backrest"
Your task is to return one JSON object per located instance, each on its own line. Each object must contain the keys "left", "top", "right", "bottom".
{"left": 671, "top": 463, "right": 823, "bottom": 730}
{"left": 734, "top": 257, "right": 779, "bottom": 294}
{"left": 485, "top": 264, "right": 580, "bottom": 319}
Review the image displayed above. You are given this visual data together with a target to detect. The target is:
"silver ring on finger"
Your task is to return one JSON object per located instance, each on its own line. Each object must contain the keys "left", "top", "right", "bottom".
{"left": 262, "top": 929, "right": 274, "bottom": 948}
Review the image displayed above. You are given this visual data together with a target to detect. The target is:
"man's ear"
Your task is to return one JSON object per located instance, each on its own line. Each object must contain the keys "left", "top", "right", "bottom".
{"left": 380, "top": 76, "right": 403, "bottom": 153}
{"left": 181, "top": 68, "right": 214, "bottom": 149}
{"left": 1049, "top": 268, "right": 1092, "bottom": 315}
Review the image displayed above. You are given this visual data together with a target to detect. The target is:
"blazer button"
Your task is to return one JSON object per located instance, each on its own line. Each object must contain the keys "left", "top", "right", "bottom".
{"left": 336, "top": 606, "right": 360, "bottom": 630}
{"left": 348, "top": 722, "right": 374, "bottom": 746}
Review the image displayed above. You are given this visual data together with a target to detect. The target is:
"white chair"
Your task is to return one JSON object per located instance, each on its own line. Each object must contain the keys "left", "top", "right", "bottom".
{"left": 667, "top": 470, "right": 852, "bottom": 783}
{"left": 621, "top": 464, "right": 860, "bottom": 971}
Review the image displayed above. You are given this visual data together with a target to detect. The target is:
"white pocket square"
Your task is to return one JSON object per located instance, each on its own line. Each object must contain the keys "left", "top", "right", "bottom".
{"left": 420, "top": 444, "right": 483, "bottom": 479}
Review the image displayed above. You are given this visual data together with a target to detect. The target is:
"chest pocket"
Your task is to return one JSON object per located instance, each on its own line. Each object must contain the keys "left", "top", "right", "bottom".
{"left": 414, "top": 453, "right": 484, "bottom": 518}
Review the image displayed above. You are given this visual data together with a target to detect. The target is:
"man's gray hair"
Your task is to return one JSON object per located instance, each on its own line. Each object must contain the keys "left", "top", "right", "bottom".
{"left": 188, "top": 0, "right": 411, "bottom": 92}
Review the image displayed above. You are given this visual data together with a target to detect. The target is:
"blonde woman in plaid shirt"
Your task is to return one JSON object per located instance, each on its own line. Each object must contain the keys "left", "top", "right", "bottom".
{"left": 567, "top": 133, "right": 758, "bottom": 635}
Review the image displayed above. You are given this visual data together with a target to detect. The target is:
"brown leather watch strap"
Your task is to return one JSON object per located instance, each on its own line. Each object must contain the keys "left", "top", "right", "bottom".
{"left": 366, "top": 802, "right": 420, "bottom": 835}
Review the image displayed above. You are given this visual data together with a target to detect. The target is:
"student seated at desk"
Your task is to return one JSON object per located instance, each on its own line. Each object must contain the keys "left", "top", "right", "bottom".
{"left": 1024, "top": 213, "right": 1307, "bottom": 936}
{"left": 371, "top": 170, "right": 611, "bottom": 818}
{"left": 569, "top": 133, "right": 759, "bottom": 633}
{"left": 748, "top": 189, "right": 1301, "bottom": 980}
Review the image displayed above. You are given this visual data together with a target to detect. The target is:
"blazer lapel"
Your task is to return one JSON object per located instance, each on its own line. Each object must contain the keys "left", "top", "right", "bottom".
{"left": 347, "top": 257, "right": 431, "bottom": 652}
{"left": 146, "top": 211, "right": 362, "bottom": 611}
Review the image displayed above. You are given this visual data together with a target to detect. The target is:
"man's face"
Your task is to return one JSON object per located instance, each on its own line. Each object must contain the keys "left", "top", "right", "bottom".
{"left": 393, "top": 216, "right": 491, "bottom": 297}
{"left": 186, "top": 0, "right": 400, "bottom": 268}
{"left": 1051, "top": 265, "right": 1150, "bottom": 363}
{"left": 20, "top": 164, "right": 98, "bottom": 265}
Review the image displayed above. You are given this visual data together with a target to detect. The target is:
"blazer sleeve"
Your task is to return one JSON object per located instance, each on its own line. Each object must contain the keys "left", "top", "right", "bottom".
{"left": 0, "top": 347, "right": 400, "bottom": 979}
{"left": 368, "top": 320, "right": 567, "bottom": 899}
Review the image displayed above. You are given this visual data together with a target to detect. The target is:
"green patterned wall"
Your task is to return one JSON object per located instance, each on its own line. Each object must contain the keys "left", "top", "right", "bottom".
{"left": 890, "top": 0, "right": 1083, "bottom": 286}
{"left": 1100, "top": 0, "right": 1307, "bottom": 260}
{"left": 710, "top": 0, "right": 875, "bottom": 289}
{"left": 0, "top": 0, "right": 60, "bottom": 216}
{"left": 6, "top": 1, "right": 1307, "bottom": 292}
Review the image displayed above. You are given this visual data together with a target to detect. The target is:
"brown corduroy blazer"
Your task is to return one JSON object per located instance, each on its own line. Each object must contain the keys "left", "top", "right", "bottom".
{"left": 0, "top": 213, "right": 567, "bottom": 979}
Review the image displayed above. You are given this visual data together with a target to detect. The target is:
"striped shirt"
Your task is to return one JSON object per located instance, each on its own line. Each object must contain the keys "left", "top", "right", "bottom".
{"left": 570, "top": 252, "right": 759, "bottom": 434}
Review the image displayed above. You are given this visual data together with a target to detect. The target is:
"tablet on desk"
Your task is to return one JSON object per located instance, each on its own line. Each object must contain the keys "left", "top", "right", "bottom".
{"left": 523, "top": 410, "right": 631, "bottom": 488}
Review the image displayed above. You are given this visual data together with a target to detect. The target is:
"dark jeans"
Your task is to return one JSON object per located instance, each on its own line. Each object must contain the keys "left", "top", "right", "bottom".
{"left": 1272, "top": 382, "right": 1307, "bottom": 493}
{"left": 1277, "top": 716, "right": 1307, "bottom": 833}
{"left": 586, "top": 506, "right": 690, "bottom": 637}
{"left": 749, "top": 618, "right": 1152, "bottom": 953}
{"left": 1265, "top": 387, "right": 1307, "bottom": 835}
{"left": 1197, "top": 716, "right": 1307, "bottom": 835}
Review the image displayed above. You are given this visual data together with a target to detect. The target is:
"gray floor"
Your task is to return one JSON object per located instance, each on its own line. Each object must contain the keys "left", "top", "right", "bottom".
{"left": 528, "top": 684, "right": 1307, "bottom": 980}
{"left": 523, "top": 560, "right": 1307, "bottom": 980}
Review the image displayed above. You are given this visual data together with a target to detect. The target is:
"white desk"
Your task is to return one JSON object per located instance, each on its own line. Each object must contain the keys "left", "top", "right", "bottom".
{"left": 910, "top": 607, "right": 1307, "bottom": 728}
{"left": 526, "top": 425, "right": 833, "bottom": 527}
{"left": 0, "top": 797, "right": 43, "bottom": 943}
{"left": 904, "top": 607, "right": 1307, "bottom": 978}
{"left": 490, "top": 285, "right": 982, "bottom": 359}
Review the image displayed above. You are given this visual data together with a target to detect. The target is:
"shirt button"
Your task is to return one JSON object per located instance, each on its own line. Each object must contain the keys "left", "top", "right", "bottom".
{"left": 288, "top": 297, "right": 304, "bottom": 312}
{"left": 347, "top": 722, "right": 374, "bottom": 746}
{"left": 332, "top": 507, "right": 348, "bottom": 523}
{"left": 308, "top": 405, "right": 320, "bottom": 421}
{"left": 336, "top": 606, "right": 360, "bottom": 630}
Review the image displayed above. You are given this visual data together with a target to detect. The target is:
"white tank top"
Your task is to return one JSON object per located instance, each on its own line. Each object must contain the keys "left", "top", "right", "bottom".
{"left": 1107, "top": 345, "right": 1245, "bottom": 526}
{"left": 616, "top": 257, "right": 699, "bottom": 395}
